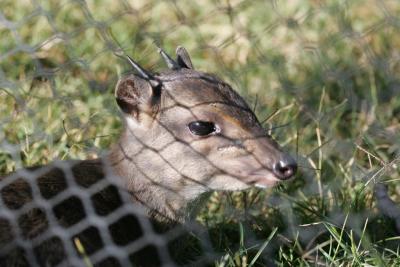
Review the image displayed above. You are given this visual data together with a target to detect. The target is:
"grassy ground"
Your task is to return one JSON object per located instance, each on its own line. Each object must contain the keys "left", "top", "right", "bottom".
{"left": 1, "top": 0, "right": 400, "bottom": 266}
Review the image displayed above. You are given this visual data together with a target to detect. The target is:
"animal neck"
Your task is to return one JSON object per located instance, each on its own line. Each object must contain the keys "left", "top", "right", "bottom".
{"left": 108, "top": 128, "right": 208, "bottom": 223}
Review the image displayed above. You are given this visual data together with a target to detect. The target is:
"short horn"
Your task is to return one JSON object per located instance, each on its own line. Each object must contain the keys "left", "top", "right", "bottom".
{"left": 120, "top": 54, "right": 160, "bottom": 87}
{"left": 125, "top": 55, "right": 153, "bottom": 80}
{"left": 114, "top": 50, "right": 155, "bottom": 80}
{"left": 157, "top": 47, "right": 180, "bottom": 70}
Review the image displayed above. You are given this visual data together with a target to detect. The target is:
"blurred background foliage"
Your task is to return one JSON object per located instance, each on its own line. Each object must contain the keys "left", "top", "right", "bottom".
{"left": 0, "top": 0, "right": 399, "bottom": 265}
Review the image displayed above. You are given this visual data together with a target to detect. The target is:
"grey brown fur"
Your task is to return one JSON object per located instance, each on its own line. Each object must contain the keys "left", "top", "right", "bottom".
{"left": 0, "top": 47, "right": 296, "bottom": 266}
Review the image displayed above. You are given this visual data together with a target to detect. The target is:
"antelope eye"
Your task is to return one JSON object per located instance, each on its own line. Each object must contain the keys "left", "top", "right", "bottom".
{"left": 188, "top": 121, "right": 218, "bottom": 136}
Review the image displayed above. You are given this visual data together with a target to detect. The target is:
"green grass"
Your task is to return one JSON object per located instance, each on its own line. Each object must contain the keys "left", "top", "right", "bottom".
{"left": 1, "top": 0, "right": 400, "bottom": 266}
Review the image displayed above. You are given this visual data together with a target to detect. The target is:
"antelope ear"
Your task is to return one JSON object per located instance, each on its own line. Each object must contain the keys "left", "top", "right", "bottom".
{"left": 115, "top": 74, "right": 156, "bottom": 119}
{"left": 176, "top": 46, "right": 194, "bottom": 69}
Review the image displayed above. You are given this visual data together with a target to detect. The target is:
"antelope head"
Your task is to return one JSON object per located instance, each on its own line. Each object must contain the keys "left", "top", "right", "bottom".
{"left": 110, "top": 46, "right": 297, "bottom": 221}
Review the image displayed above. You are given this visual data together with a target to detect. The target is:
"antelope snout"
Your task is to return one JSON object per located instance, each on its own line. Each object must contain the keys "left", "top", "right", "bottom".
{"left": 272, "top": 154, "right": 297, "bottom": 180}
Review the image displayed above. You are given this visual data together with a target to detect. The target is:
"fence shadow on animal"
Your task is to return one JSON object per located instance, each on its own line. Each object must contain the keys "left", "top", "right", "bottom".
{"left": 0, "top": 47, "right": 297, "bottom": 266}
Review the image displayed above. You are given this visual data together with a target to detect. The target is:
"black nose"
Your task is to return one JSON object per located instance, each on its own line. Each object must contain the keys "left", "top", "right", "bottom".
{"left": 272, "top": 156, "right": 297, "bottom": 180}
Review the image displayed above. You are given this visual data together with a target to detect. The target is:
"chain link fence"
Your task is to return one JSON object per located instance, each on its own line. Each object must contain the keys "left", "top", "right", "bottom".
{"left": 1, "top": 0, "right": 400, "bottom": 266}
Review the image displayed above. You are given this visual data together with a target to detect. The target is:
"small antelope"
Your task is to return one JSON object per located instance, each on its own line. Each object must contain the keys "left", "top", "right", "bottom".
{"left": 0, "top": 46, "right": 296, "bottom": 266}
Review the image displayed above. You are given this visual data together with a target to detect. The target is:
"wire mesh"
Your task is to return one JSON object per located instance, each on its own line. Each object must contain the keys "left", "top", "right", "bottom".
{"left": 1, "top": 0, "right": 400, "bottom": 266}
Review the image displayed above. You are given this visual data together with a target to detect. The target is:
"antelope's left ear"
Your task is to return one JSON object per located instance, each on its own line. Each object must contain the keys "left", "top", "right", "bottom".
{"left": 115, "top": 74, "right": 157, "bottom": 119}
{"left": 176, "top": 46, "right": 194, "bottom": 69}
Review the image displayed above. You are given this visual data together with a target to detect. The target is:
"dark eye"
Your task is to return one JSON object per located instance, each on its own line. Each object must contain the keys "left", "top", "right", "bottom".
{"left": 188, "top": 121, "right": 218, "bottom": 136}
